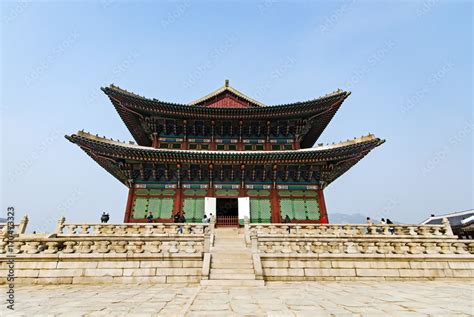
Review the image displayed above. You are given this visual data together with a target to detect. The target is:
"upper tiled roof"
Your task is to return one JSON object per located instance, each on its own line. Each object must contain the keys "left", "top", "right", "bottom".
{"left": 101, "top": 84, "right": 350, "bottom": 147}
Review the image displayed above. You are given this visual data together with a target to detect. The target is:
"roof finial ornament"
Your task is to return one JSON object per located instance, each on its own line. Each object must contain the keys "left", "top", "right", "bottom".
{"left": 225, "top": 79, "right": 229, "bottom": 87}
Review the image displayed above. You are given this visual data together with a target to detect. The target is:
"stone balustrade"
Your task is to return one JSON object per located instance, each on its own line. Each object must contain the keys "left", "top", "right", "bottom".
{"left": 246, "top": 220, "right": 474, "bottom": 281}
{"left": 56, "top": 222, "right": 209, "bottom": 236}
{"left": 0, "top": 217, "right": 213, "bottom": 284}
{"left": 54, "top": 217, "right": 210, "bottom": 236}
{"left": 252, "top": 236, "right": 474, "bottom": 255}
{"left": 248, "top": 222, "right": 454, "bottom": 239}
{"left": 1, "top": 215, "right": 28, "bottom": 237}
{"left": 0, "top": 218, "right": 211, "bottom": 255}
{"left": 0, "top": 236, "right": 208, "bottom": 255}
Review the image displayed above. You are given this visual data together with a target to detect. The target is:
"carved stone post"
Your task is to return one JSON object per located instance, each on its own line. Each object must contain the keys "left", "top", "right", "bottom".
{"left": 244, "top": 216, "right": 250, "bottom": 246}
{"left": 18, "top": 215, "right": 29, "bottom": 234}
{"left": 54, "top": 217, "right": 66, "bottom": 234}
{"left": 442, "top": 217, "right": 454, "bottom": 236}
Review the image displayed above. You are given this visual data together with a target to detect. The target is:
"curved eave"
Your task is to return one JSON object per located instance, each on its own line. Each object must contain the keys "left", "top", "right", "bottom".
{"left": 102, "top": 85, "right": 350, "bottom": 147}
{"left": 102, "top": 85, "right": 349, "bottom": 119}
{"left": 66, "top": 132, "right": 384, "bottom": 188}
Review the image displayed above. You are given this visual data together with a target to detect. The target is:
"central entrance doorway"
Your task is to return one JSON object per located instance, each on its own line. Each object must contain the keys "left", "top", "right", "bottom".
{"left": 216, "top": 198, "right": 239, "bottom": 227}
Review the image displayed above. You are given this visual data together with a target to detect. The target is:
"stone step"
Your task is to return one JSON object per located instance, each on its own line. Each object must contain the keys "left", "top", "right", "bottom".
{"left": 211, "top": 255, "right": 252, "bottom": 262}
{"left": 210, "top": 268, "right": 254, "bottom": 274}
{"left": 211, "top": 251, "right": 252, "bottom": 256}
{"left": 210, "top": 261, "right": 254, "bottom": 269}
{"left": 213, "top": 243, "right": 247, "bottom": 247}
{"left": 211, "top": 247, "right": 248, "bottom": 251}
{"left": 209, "top": 273, "right": 256, "bottom": 280}
{"left": 200, "top": 279, "right": 265, "bottom": 287}
{"left": 214, "top": 232, "right": 243, "bottom": 236}
{"left": 211, "top": 257, "right": 253, "bottom": 263}
{"left": 214, "top": 239, "right": 244, "bottom": 242}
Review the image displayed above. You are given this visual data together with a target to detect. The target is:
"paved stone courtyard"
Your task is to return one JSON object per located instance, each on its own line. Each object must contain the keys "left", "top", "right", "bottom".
{"left": 1, "top": 281, "right": 473, "bottom": 316}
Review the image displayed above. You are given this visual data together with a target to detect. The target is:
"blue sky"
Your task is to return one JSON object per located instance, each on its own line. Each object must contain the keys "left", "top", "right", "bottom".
{"left": 1, "top": 0, "right": 472, "bottom": 231}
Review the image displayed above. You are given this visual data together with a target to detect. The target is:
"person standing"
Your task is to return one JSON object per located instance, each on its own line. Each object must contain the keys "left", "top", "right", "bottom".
{"left": 387, "top": 218, "right": 394, "bottom": 234}
{"left": 174, "top": 213, "right": 180, "bottom": 223}
{"left": 284, "top": 214, "right": 291, "bottom": 233}
{"left": 146, "top": 212, "right": 154, "bottom": 223}
{"left": 366, "top": 217, "right": 373, "bottom": 234}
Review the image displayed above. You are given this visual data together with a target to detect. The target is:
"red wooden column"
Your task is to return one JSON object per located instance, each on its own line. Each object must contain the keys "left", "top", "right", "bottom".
{"left": 270, "top": 189, "right": 281, "bottom": 223}
{"left": 207, "top": 163, "right": 215, "bottom": 196}
{"left": 317, "top": 188, "right": 329, "bottom": 224}
{"left": 151, "top": 133, "right": 159, "bottom": 148}
{"left": 239, "top": 164, "right": 246, "bottom": 196}
{"left": 172, "top": 188, "right": 183, "bottom": 216}
{"left": 265, "top": 121, "right": 271, "bottom": 151}
{"left": 124, "top": 187, "right": 135, "bottom": 223}
{"left": 172, "top": 164, "right": 183, "bottom": 216}
{"left": 270, "top": 164, "right": 281, "bottom": 223}
{"left": 238, "top": 120, "right": 244, "bottom": 151}
{"left": 182, "top": 120, "right": 188, "bottom": 150}
{"left": 210, "top": 121, "right": 216, "bottom": 150}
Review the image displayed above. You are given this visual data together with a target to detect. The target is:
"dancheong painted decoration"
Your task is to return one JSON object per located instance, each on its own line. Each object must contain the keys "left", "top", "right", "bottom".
{"left": 66, "top": 80, "right": 384, "bottom": 226}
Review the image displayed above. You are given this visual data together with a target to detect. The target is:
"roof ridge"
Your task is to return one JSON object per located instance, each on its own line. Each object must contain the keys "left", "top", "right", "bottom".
{"left": 189, "top": 80, "right": 266, "bottom": 107}
{"left": 270, "top": 89, "right": 349, "bottom": 107}
{"left": 103, "top": 84, "right": 350, "bottom": 110}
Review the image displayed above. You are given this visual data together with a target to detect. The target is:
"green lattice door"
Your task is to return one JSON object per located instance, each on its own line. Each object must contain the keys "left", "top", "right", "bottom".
{"left": 279, "top": 198, "right": 320, "bottom": 220}
{"left": 182, "top": 198, "right": 205, "bottom": 222}
{"left": 132, "top": 197, "right": 173, "bottom": 219}
{"left": 132, "top": 197, "right": 148, "bottom": 219}
{"left": 250, "top": 198, "right": 271, "bottom": 223}
{"left": 148, "top": 198, "right": 174, "bottom": 219}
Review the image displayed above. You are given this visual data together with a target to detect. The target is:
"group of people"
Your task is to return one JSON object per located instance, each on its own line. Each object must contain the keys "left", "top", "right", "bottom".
{"left": 366, "top": 217, "right": 395, "bottom": 234}
{"left": 366, "top": 217, "right": 393, "bottom": 225}
{"left": 201, "top": 213, "right": 215, "bottom": 224}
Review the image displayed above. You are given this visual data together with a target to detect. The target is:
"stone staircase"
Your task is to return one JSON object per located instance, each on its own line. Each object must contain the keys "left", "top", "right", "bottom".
{"left": 200, "top": 227, "right": 264, "bottom": 286}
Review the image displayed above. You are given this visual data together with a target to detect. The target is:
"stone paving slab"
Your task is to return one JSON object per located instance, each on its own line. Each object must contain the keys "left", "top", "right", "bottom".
{"left": 1, "top": 281, "right": 473, "bottom": 316}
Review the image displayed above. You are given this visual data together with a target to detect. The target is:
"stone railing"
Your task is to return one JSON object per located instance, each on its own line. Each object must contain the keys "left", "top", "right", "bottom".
{"left": 0, "top": 215, "right": 28, "bottom": 237}
{"left": 0, "top": 217, "right": 213, "bottom": 256}
{"left": 247, "top": 220, "right": 454, "bottom": 242}
{"left": 247, "top": 220, "right": 474, "bottom": 281}
{"left": 54, "top": 217, "right": 211, "bottom": 236}
{"left": 0, "top": 235, "right": 208, "bottom": 255}
{"left": 251, "top": 236, "right": 474, "bottom": 255}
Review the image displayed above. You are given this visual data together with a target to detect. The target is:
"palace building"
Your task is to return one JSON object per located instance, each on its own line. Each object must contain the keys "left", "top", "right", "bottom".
{"left": 66, "top": 80, "right": 384, "bottom": 225}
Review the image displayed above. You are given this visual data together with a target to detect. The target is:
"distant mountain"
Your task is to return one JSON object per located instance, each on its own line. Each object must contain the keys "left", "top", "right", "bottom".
{"left": 329, "top": 213, "right": 368, "bottom": 224}
{"left": 329, "top": 213, "right": 402, "bottom": 224}
{"left": 0, "top": 218, "right": 6, "bottom": 223}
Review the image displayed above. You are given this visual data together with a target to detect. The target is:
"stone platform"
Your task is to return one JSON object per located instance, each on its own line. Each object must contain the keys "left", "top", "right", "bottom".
{"left": 1, "top": 281, "right": 473, "bottom": 316}
{"left": 1, "top": 217, "right": 473, "bottom": 284}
